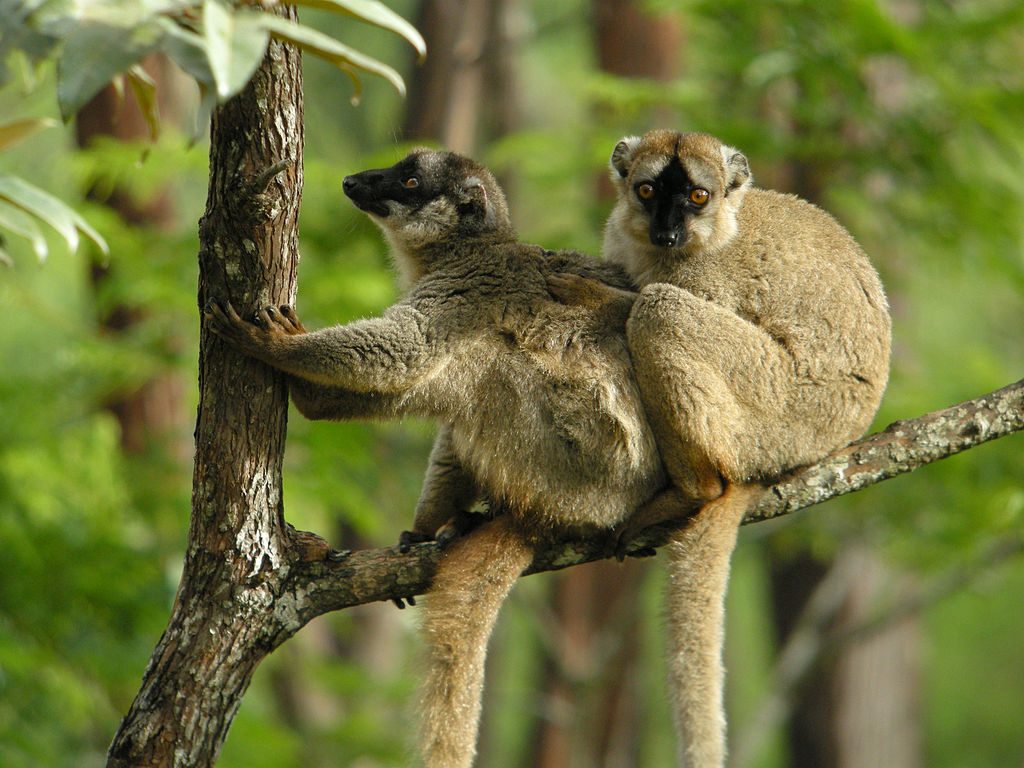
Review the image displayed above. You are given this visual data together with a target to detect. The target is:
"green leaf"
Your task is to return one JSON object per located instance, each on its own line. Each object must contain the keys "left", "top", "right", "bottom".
{"left": 0, "top": 117, "right": 58, "bottom": 151}
{"left": 190, "top": 81, "right": 219, "bottom": 143}
{"left": 56, "top": 20, "right": 163, "bottom": 120}
{"left": 290, "top": 0, "right": 426, "bottom": 62}
{"left": 0, "top": 175, "right": 108, "bottom": 256}
{"left": 202, "top": 0, "right": 270, "bottom": 99}
{"left": 157, "top": 17, "right": 214, "bottom": 84}
{"left": 256, "top": 14, "right": 406, "bottom": 101}
{"left": 0, "top": 0, "right": 61, "bottom": 80}
{"left": 0, "top": 199, "right": 48, "bottom": 261}
{"left": 126, "top": 65, "right": 160, "bottom": 142}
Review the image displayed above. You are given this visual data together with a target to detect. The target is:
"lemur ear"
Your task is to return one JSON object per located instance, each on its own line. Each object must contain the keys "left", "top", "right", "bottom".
{"left": 462, "top": 176, "right": 498, "bottom": 228}
{"left": 610, "top": 136, "right": 641, "bottom": 179}
{"left": 721, "top": 147, "right": 752, "bottom": 196}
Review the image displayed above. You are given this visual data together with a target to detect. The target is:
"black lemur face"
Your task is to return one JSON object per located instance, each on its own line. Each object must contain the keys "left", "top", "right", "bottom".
{"left": 635, "top": 156, "right": 711, "bottom": 249}
{"left": 343, "top": 150, "right": 512, "bottom": 246}
{"left": 342, "top": 153, "right": 430, "bottom": 217}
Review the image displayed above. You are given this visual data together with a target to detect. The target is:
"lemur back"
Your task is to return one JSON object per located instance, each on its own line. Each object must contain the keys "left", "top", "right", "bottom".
{"left": 206, "top": 148, "right": 667, "bottom": 768}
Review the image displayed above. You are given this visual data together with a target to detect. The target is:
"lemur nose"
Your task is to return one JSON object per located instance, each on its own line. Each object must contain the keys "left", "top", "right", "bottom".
{"left": 342, "top": 176, "right": 358, "bottom": 192}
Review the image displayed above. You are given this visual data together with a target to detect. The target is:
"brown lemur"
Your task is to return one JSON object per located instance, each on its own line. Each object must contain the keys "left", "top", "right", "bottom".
{"left": 205, "top": 148, "right": 669, "bottom": 768}
{"left": 549, "top": 129, "right": 891, "bottom": 767}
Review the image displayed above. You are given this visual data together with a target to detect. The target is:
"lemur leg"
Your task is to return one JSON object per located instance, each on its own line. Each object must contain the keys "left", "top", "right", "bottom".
{"left": 625, "top": 282, "right": 794, "bottom": 495}
{"left": 400, "top": 425, "right": 485, "bottom": 552}
{"left": 625, "top": 283, "right": 783, "bottom": 767}
{"left": 419, "top": 515, "right": 534, "bottom": 768}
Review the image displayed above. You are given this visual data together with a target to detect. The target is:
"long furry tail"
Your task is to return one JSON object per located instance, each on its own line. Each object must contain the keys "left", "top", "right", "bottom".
{"left": 418, "top": 515, "right": 535, "bottom": 768}
{"left": 665, "top": 483, "right": 761, "bottom": 768}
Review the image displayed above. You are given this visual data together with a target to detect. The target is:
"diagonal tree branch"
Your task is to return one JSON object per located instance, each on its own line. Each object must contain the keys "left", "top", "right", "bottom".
{"left": 286, "top": 377, "right": 1024, "bottom": 621}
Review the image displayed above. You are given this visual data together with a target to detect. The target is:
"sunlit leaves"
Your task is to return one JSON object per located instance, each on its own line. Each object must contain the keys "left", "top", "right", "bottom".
{"left": 0, "top": 116, "right": 58, "bottom": 150}
{"left": 4, "top": 0, "right": 422, "bottom": 128}
{"left": 256, "top": 13, "right": 405, "bottom": 104}
{"left": 291, "top": 0, "right": 427, "bottom": 62}
{"left": 125, "top": 65, "right": 160, "bottom": 142}
{"left": 201, "top": 0, "right": 269, "bottom": 100}
{"left": 0, "top": 175, "right": 109, "bottom": 261}
{"left": 0, "top": 0, "right": 424, "bottom": 263}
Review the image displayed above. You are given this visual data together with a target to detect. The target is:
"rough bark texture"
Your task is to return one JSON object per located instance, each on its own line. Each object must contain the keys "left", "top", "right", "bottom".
{"left": 293, "top": 378, "right": 1024, "bottom": 613}
{"left": 106, "top": 12, "right": 308, "bottom": 766}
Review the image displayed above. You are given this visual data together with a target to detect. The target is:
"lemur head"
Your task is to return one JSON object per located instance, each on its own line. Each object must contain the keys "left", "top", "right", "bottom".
{"left": 344, "top": 149, "right": 514, "bottom": 285}
{"left": 606, "top": 130, "right": 751, "bottom": 258}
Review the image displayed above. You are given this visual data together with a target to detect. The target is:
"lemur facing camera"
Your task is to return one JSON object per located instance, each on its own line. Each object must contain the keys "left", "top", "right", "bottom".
{"left": 205, "top": 149, "right": 668, "bottom": 768}
{"left": 550, "top": 130, "right": 891, "bottom": 767}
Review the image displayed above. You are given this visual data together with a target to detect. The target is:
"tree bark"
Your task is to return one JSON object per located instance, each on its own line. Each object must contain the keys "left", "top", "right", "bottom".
{"left": 106, "top": 10, "right": 310, "bottom": 766}
{"left": 289, "top": 377, "right": 1024, "bottom": 613}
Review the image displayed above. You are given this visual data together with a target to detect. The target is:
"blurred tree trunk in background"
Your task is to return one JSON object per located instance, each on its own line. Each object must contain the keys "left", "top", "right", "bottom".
{"left": 766, "top": 143, "right": 923, "bottom": 767}
{"left": 833, "top": 549, "right": 922, "bottom": 768}
{"left": 767, "top": 547, "right": 923, "bottom": 768}
{"left": 76, "top": 56, "right": 189, "bottom": 457}
{"left": 523, "top": 4, "right": 684, "bottom": 767}
{"left": 592, "top": 0, "right": 683, "bottom": 80}
{"left": 403, "top": 0, "right": 523, "bottom": 154}
{"left": 768, "top": 551, "right": 842, "bottom": 766}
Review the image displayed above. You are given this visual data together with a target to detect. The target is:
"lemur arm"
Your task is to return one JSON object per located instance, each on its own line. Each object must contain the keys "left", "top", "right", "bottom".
{"left": 222, "top": 305, "right": 406, "bottom": 421}
{"left": 205, "top": 301, "right": 444, "bottom": 396}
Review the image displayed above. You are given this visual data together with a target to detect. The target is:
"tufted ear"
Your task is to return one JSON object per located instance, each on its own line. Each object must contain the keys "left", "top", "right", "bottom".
{"left": 462, "top": 176, "right": 498, "bottom": 229}
{"left": 721, "top": 146, "right": 752, "bottom": 196}
{"left": 610, "top": 136, "right": 641, "bottom": 179}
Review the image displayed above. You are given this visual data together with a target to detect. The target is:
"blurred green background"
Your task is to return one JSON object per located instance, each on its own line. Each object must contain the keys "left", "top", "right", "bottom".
{"left": 1, "top": 1, "right": 1022, "bottom": 766}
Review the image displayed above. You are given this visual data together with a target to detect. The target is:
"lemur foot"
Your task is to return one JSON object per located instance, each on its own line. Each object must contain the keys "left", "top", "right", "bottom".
{"left": 398, "top": 529, "right": 434, "bottom": 554}
{"left": 262, "top": 305, "right": 308, "bottom": 335}
{"left": 546, "top": 272, "right": 636, "bottom": 310}
{"left": 398, "top": 510, "right": 488, "bottom": 554}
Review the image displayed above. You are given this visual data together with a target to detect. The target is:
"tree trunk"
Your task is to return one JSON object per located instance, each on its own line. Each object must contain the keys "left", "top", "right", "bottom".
{"left": 525, "top": 6, "right": 685, "bottom": 765}
{"left": 833, "top": 550, "right": 922, "bottom": 768}
{"left": 78, "top": 55, "right": 188, "bottom": 457}
{"left": 107, "top": 10, "right": 310, "bottom": 766}
{"left": 403, "top": 0, "right": 521, "bottom": 155}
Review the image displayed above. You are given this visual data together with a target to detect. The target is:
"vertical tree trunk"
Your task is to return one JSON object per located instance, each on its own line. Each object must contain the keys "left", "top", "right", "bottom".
{"left": 78, "top": 55, "right": 188, "bottom": 457}
{"left": 107, "top": 11, "right": 308, "bottom": 766}
{"left": 833, "top": 550, "right": 922, "bottom": 768}
{"left": 768, "top": 552, "right": 841, "bottom": 768}
{"left": 403, "top": 0, "right": 521, "bottom": 155}
{"left": 525, "top": 6, "right": 684, "bottom": 766}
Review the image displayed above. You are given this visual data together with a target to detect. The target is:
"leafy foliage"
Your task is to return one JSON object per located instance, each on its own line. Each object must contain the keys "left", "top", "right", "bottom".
{"left": 0, "top": 0, "right": 424, "bottom": 263}
{"left": 0, "top": 0, "right": 1022, "bottom": 766}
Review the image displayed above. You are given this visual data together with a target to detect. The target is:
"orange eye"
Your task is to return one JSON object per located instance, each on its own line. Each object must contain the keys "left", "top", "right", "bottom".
{"left": 636, "top": 183, "right": 655, "bottom": 200}
{"left": 689, "top": 188, "right": 709, "bottom": 206}
{"left": 403, "top": 177, "right": 419, "bottom": 189}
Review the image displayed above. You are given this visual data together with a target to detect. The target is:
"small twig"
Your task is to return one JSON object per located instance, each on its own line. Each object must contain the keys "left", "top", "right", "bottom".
{"left": 248, "top": 158, "right": 293, "bottom": 196}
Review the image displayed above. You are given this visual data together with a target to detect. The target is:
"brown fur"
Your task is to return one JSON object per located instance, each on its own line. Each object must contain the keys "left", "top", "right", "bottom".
{"left": 206, "top": 149, "right": 667, "bottom": 768}
{"left": 553, "top": 130, "right": 890, "bottom": 766}
{"left": 616, "top": 131, "right": 890, "bottom": 767}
